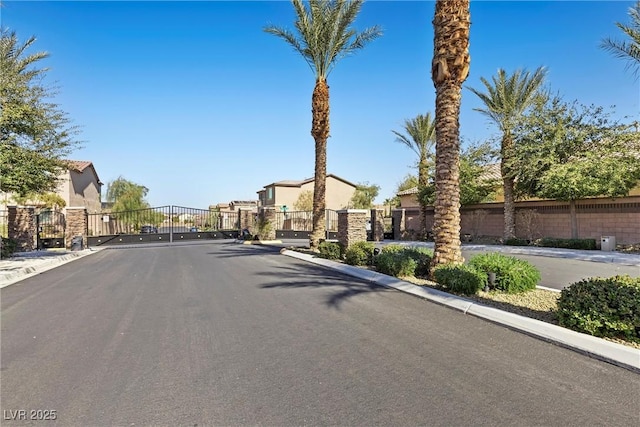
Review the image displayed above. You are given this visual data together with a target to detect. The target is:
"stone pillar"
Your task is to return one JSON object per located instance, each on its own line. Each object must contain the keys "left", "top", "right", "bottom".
{"left": 238, "top": 208, "right": 255, "bottom": 234}
{"left": 259, "top": 207, "right": 277, "bottom": 241}
{"left": 65, "top": 207, "right": 88, "bottom": 249}
{"left": 371, "top": 209, "right": 385, "bottom": 242}
{"left": 337, "top": 209, "right": 368, "bottom": 250}
{"left": 8, "top": 206, "right": 36, "bottom": 252}
{"left": 392, "top": 209, "right": 406, "bottom": 241}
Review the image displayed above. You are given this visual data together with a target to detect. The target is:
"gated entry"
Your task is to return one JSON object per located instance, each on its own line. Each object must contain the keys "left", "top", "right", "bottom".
{"left": 87, "top": 206, "right": 241, "bottom": 247}
{"left": 37, "top": 210, "right": 66, "bottom": 249}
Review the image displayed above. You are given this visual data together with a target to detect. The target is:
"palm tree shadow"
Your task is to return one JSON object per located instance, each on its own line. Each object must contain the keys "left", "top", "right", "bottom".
{"left": 259, "top": 263, "right": 389, "bottom": 309}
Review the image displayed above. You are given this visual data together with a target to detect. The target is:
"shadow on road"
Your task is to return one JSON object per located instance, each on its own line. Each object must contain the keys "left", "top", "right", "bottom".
{"left": 258, "top": 263, "right": 390, "bottom": 309}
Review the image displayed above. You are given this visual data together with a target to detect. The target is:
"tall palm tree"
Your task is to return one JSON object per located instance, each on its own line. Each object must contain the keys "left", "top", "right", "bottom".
{"left": 392, "top": 113, "right": 436, "bottom": 239}
{"left": 264, "top": 0, "right": 382, "bottom": 251}
{"left": 601, "top": 1, "right": 640, "bottom": 76}
{"left": 429, "top": 0, "right": 471, "bottom": 271}
{"left": 467, "top": 68, "right": 546, "bottom": 240}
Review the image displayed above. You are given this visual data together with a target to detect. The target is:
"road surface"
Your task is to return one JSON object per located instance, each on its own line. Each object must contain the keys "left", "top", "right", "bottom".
{"left": 2, "top": 241, "right": 638, "bottom": 426}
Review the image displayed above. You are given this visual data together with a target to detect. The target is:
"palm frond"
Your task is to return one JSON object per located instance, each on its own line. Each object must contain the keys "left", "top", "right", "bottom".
{"left": 264, "top": 0, "right": 381, "bottom": 79}
{"left": 601, "top": 1, "right": 640, "bottom": 76}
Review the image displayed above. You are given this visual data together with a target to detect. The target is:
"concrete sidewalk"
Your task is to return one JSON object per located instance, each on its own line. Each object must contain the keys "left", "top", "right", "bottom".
{"left": 0, "top": 248, "right": 103, "bottom": 288}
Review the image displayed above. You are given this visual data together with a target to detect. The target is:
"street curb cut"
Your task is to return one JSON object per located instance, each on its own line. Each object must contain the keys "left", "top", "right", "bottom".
{"left": 281, "top": 249, "right": 640, "bottom": 373}
{"left": 0, "top": 249, "right": 103, "bottom": 289}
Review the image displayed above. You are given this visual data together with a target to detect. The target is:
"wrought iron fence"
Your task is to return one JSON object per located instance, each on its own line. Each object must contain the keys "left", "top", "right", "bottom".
{"left": 87, "top": 206, "right": 240, "bottom": 237}
{"left": 273, "top": 209, "right": 339, "bottom": 232}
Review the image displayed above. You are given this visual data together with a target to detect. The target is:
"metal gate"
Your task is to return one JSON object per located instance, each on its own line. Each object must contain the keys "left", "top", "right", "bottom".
{"left": 86, "top": 206, "right": 241, "bottom": 247}
{"left": 37, "top": 210, "right": 66, "bottom": 249}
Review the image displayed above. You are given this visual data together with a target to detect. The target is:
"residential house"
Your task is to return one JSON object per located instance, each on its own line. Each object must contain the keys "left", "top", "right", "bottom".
{"left": 0, "top": 160, "right": 103, "bottom": 214}
{"left": 58, "top": 160, "right": 103, "bottom": 213}
{"left": 257, "top": 174, "right": 357, "bottom": 211}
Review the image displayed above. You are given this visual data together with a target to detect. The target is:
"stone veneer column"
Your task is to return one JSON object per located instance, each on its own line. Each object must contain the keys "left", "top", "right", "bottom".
{"left": 238, "top": 208, "right": 255, "bottom": 234}
{"left": 337, "top": 209, "right": 368, "bottom": 250}
{"left": 65, "top": 207, "right": 88, "bottom": 249}
{"left": 371, "top": 209, "right": 385, "bottom": 242}
{"left": 391, "top": 209, "right": 406, "bottom": 241}
{"left": 8, "top": 206, "right": 36, "bottom": 252}
{"left": 259, "top": 207, "right": 277, "bottom": 241}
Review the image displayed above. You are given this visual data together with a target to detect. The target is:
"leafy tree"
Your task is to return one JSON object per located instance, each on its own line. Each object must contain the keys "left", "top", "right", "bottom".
{"left": 12, "top": 192, "right": 66, "bottom": 210}
{"left": 293, "top": 190, "right": 313, "bottom": 211}
{"left": 0, "top": 29, "right": 80, "bottom": 196}
{"left": 106, "top": 176, "right": 150, "bottom": 213}
{"left": 264, "top": 0, "right": 382, "bottom": 251}
{"left": 514, "top": 96, "right": 640, "bottom": 237}
{"left": 430, "top": 0, "right": 471, "bottom": 271}
{"left": 419, "top": 141, "right": 499, "bottom": 207}
{"left": 601, "top": 1, "right": 640, "bottom": 76}
{"left": 349, "top": 182, "right": 380, "bottom": 209}
{"left": 459, "top": 142, "right": 500, "bottom": 205}
{"left": 386, "top": 174, "right": 418, "bottom": 209}
{"left": 392, "top": 113, "right": 435, "bottom": 238}
{"left": 467, "top": 67, "right": 547, "bottom": 240}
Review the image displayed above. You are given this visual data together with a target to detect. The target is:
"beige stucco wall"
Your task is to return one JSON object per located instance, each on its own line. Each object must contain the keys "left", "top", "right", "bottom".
{"left": 326, "top": 177, "right": 356, "bottom": 210}
{"left": 274, "top": 186, "right": 303, "bottom": 209}
{"left": 67, "top": 170, "right": 101, "bottom": 213}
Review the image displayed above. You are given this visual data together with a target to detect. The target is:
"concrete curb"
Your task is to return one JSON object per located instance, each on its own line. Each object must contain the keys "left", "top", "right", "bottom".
{"left": 381, "top": 242, "right": 640, "bottom": 267}
{"left": 0, "top": 248, "right": 103, "bottom": 288}
{"left": 281, "top": 249, "right": 640, "bottom": 373}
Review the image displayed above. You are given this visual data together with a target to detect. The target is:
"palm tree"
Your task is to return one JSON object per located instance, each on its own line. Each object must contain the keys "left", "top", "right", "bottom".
{"left": 429, "top": 0, "right": 471, "bottom": 271}
{"left": 264, "top": 0, "right": 382, "bottom": 251}
{"left": 601, "top": 1, "right": 640, "bottom": 76}
{"left": 392, "top": 113, "right": 436, "bottom": 239}
{"left": 467, "top": 67, "right": 546, "bottom": 240}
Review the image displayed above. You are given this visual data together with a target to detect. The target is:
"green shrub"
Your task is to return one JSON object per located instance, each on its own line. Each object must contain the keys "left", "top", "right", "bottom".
{"left": 375, "top": 251, "right": 417, "bottom": 277}
{"left": 400, "top": 247, "right": 433, "bottom": 277}
{"left": 433, "top": 264, "right": 487, "bottom": 295}
{"left": 379, "top": 244, "right": 405, "bottom": 254}
{"left": 373, "top": 245, "right": 433, "bottom": 278}
{"left": 557, "top": 275, "right": 640, "bottom": 342}
{"left": 537, "top": 237, "right": 597, "bottom": 250}
{"left": 505, "top": 238, "right": 530, "bottom": 246}
{"left": 1, "top": 237, "right": 17, "bottom": 259}
{"left": 318, "top": 241, "right": 342, "bottom": 260}
{"left": 344, "top": 241, "right": 375, "bottom": 266}
{"left": 468, "top": 252, "right": 540, "bottom": 293}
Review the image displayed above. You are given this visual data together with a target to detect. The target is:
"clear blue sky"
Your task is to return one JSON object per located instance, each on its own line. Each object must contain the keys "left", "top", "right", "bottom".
{"left": 3, "top": 1, "right": 638, "bottom": 207}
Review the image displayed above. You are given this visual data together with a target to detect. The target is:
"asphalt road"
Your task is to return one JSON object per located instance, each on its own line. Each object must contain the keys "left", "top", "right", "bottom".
{"left": 1, "top": 241, "right": 639, "bottom": 426}
{"left": 461, "top": 249, "right": 640, "bottom": 290}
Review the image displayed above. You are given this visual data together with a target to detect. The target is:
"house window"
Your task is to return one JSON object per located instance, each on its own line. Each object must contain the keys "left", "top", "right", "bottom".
{"left": 267, "top": 187, "right": 273, "bottom": 200}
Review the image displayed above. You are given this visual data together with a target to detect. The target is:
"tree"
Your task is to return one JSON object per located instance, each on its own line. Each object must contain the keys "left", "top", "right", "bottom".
{"left": 514, "top": 96, "right": 640, "bottom": 238}
{"left": 601, "top": 1, "right": 640, "bottom": 76}
{"left": 293, "top": 190, "right": 314, "bottom": 211}
{"left": 467, "top": 67, "right": 547, "bottom": 240}
{"left": 106, "top": 176, "right": 150, "bottom": 213}
{"left": 264, "top": 0, "right": 382, "bottom": 251}
{"left": 0, "top": 29, "right": 80, "bottom": 196}
{"left": 349, "top": 182, "right": 380, "bottom": 209}
{"left": 418, "top": 141, "right": 499, "bottom": 207}
{"left": 459, "top": 141, "right": 500, "bottom": 205}
{"left": 392, "top": 113, "right": 436, "bottom": 238}
{"left": 429, "top": 0, "right": 471, "bottom": 272}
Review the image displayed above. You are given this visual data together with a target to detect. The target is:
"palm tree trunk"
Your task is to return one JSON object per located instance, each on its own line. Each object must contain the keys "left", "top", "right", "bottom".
{"left": 430, "top": 83, "right": 464, "bottom": 268}
{"left": 429, "top": 0, "right": 470, "bottom": 272}
{"left": 501, "top": 132, "right": 516, "bottom": 240}
{"left": 418, "top": 155, "right": 429, "bottom": 239}
{"left": 309, "top": 77, "right": 329, "bottom": 251}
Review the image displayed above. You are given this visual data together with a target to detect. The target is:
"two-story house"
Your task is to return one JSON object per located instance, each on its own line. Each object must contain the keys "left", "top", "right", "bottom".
{"left": 257, "top": 174, "right": 357, "bottom": 211}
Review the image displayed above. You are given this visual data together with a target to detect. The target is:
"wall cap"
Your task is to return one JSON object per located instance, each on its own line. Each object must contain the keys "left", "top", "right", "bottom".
{"left": 337, "top": 209, "right": 368, "bottom": 214}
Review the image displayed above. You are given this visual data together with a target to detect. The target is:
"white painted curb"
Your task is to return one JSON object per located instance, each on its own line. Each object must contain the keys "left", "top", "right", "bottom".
{"left": 280, "top": 249, "right": 640, "bottom": 373}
